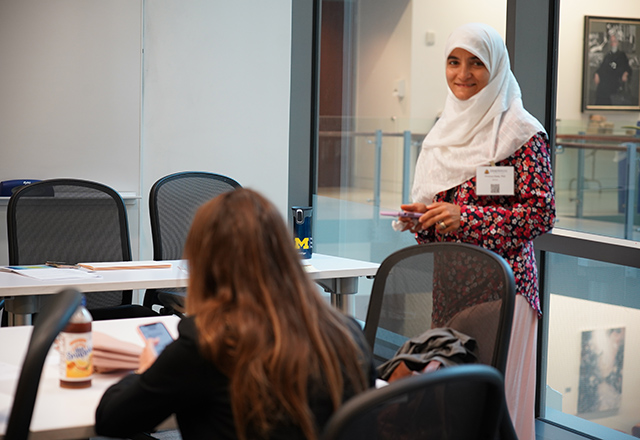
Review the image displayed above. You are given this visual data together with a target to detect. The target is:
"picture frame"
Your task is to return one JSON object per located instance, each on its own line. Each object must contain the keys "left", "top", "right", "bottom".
{"left": 582, "top": 16, "right": 640, "bottom": 112}
{"left": 577, "top": 327, "right": 625, "bottom": 418}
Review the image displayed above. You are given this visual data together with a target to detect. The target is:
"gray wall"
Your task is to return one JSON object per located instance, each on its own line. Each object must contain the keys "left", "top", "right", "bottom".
{"left": 140, "top": 0, "right": 293, "bottom": 257}
{"left": 0, "top": 0, "right": 294, "bottom": 264}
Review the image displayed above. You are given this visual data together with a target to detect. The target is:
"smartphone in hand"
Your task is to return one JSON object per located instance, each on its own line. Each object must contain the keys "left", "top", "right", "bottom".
{"left": 379, "top": 210, "right": 423, "bottom": 219}
{"left": 138, "top": 322, "right": 175, "bottom": 355}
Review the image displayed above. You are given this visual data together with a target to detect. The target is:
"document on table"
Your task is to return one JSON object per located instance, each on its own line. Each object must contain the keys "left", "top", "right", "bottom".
{"left": 0, "top": 265, "right": 102, "bottom": 280}
{"left": 77, "top": 261, "right": 172, "bottom": 271}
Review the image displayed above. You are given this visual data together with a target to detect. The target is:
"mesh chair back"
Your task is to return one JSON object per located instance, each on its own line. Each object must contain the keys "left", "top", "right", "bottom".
{"left": 322, "top": 364, "right": 506, "bottom": 440}
{"left": 150, "top": 172, "right": 241, "bottom": 260}
{"left": 5, "top": 289, "right": 82, "bottom": 440}
{"left": 363, "top": 242, "right": 515, "bottom": 374}
{"left": 7, "top": 179, "right": 132, "bottom": 309}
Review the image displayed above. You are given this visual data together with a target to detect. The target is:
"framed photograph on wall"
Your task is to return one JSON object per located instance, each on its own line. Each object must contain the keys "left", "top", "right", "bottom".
{"left": 582, "top": 16, "right": 640, "bottom": 111}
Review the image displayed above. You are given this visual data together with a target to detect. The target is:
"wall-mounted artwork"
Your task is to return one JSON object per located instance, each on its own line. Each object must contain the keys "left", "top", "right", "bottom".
{"left": 582, "top": 16, "right": 640, "bottom": 111}
{"left": 577, "top": 327, "right": 625, "bottom": 418}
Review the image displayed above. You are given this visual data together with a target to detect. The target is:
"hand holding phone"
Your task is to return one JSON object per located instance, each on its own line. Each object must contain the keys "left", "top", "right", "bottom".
{"left": 138, "top": 322, "right": 174, "bottom": 355}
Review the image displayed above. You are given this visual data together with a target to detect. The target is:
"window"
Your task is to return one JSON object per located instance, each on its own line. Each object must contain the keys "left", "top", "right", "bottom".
{"left": 538, "top": 1, "right": 640, "bottom": 437}
{"left": 310, "top": 1, "right": 640, "bottom": 438}
{"left": 313, "top": 0, "right": 508, "bottom": 319}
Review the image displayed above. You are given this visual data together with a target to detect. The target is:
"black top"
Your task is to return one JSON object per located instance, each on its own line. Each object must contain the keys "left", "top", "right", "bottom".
{"left": 95, "top": 316, "right": 375, "bottom": 439}
{"left": 595, "top": 49, "right": 633, "bottom": 105}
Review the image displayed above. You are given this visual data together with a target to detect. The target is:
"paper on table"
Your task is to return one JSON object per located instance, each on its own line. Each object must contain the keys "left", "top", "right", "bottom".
{"left": 93, "top": 331, "right": 142, "bottom": 356}
{"left": 0, "top": 266, "right": 101, "bottom": 281}
{"left": 77, "top": 261, "right": 172, "bottom": 271}
{"left": 93, "top": 331, "right": 142, "bottom": 372}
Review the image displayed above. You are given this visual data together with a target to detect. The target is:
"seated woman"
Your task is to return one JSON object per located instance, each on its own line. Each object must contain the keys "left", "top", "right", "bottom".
{"left": 95, "top": 188, "right": 375, "bottom": 440}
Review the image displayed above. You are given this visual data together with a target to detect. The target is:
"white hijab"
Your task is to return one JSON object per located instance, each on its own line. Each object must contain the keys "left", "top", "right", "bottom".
{"left": 411, "top": 23, "right": 545, "bottom": 204}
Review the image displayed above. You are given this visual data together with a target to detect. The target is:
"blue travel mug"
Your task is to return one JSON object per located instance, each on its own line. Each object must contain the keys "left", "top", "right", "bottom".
{"left": 292, "top": 206, "right": 313, "bottom": 259}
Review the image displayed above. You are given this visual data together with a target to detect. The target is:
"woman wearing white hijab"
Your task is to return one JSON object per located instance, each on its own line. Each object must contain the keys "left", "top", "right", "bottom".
{"left": 399, "top": 23, "right": 555, "bottom": 440}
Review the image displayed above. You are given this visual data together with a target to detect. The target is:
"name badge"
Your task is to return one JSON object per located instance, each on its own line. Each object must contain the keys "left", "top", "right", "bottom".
{"left": 476, "top": 166, "right": 515, "bottom": 196}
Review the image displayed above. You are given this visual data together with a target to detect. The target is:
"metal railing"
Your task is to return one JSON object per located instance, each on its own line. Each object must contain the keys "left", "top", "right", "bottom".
{"left": 318, "top": 130, "right": 425, "bottom": 208}
{"left": 556, "top": 133, "right": 640, "bottom": 239}
{"left": 319, "top": 129, "right": 640, "bottom": 238}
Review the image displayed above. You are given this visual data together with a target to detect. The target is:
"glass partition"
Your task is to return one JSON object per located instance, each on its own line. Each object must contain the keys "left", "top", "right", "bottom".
{"left": 554, "top": 122, "right": 640, "bottom": 240}
{"left": 554, "top": 0, "right": 640, "bottom": 240}
{"left": 314, "top": 0, "right": 508, "bottom": 267}
{"left": 541, "top": 246, "right": 640, "bottom": 439}
{"left": 315, "top": 116, "right": 426, "bottom": 320}
{"left": 540, "top": 2, "right": 640, "bottom": 436}
{"left": 312, "top": 0, "right": 640, "bottom": 439}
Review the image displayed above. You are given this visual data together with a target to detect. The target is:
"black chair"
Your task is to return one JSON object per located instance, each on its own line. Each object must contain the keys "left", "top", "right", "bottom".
{"left": 322, "top": 364, "right": 509, "bottom": 440}
{"left": 6, "top": 178, "right": 157, "bottom": 321}
{"left": 145, "top": 172, "right": 241, "bottom": 313}
{"left": 364, "top": 242, "right": 515, "bottom": 373}
{"left": 363, "top": 242, "right": 518, "bottom": 439}
{"left": 5, "top": 288, "right": 82, "bottom": 440}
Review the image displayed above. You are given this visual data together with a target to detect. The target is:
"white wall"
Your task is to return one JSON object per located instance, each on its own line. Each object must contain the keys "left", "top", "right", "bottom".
{"left": 0, "top": 0, "right": 143, "bottom": 190}
{"left": 0, "top": 0, "right": 143, "bottom": 265}
{"left": 0, "top": 0, "right": 293, "bottom": 265}
{"left": 139, "top": 0, "right": 292, "bottom": 259}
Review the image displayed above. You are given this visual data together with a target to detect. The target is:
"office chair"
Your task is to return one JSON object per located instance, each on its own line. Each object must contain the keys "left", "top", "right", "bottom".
{"left": 6, "top": 178, "right": 157, "bottom": 320}
{"left": 364, "top": 242, "right": 515, "bottom": 373}
{"left": 363, "top": 242, "right": 518, "bottom": 439}
{"left": 4, "top": 288, "right": 82, "bottom": 440}
{"left": 146, "top": 172, "right": 241, "bottom": 313}
{"left": 322, "top": 364, "right": 508, "bottom": 440}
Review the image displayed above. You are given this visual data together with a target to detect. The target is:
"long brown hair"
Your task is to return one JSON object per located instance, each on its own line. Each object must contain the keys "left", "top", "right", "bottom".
{"left": 184, "top": 188, "right": 367, "bottom": 439}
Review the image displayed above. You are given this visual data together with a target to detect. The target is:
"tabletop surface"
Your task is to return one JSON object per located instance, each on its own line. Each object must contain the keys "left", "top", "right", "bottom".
{"left": 0, "top": 254, "right": 380, "bottom": 439}
{"left": 0, "top": 254, "right": 380, "bottom": 297}
{"left": 0, "top": 315, "right": 180, "bottom": 440}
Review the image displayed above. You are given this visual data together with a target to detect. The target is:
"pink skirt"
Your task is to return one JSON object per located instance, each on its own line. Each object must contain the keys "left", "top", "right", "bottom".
{"left": 505, "top": 295, "right": 538, "bottom": 440}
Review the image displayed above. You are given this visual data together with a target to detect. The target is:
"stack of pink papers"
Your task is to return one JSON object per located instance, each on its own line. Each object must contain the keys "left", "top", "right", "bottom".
{"left": 92, "top": 331, "right": 142, "bottom": 372}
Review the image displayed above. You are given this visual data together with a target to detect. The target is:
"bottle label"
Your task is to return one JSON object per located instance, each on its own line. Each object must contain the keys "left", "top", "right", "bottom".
{"left": 59, "top": 332, "right": 93, "bottom": 381}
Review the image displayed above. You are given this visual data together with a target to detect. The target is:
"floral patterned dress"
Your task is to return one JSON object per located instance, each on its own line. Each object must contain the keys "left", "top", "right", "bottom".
{"left": 415, "top": 132, "right": 555, "bottom": 321}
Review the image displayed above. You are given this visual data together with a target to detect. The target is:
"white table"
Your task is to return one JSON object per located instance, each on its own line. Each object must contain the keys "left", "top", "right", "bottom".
{"left": 1, "top": 254, "right": 379, "bottom": 324}
{"left": 0, "top": 315, "right": 180, "bottom": 440}
{"left": 303, "top": 253, "right": 379, "bottom": 312}
{"left": 0, "top": 261, "right": 188, "bottom": 326}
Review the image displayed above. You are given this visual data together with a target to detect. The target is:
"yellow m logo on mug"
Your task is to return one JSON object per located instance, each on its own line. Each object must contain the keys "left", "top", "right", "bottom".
{"left": 295, "top": 237, "right": 310, "bottom": 249}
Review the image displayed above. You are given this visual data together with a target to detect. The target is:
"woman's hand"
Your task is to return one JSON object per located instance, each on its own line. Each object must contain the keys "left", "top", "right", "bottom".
{"left": 399, "top": 203, "right": 428, "bottom": 232}
{"left": 422, "top": 202, "right": 461, "bottom": 234}
{"left": 401, "top": 202, "right": 461, "bottom": 234}
{"left": 137, "top": 338, "right": 159, "bottom": 374}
